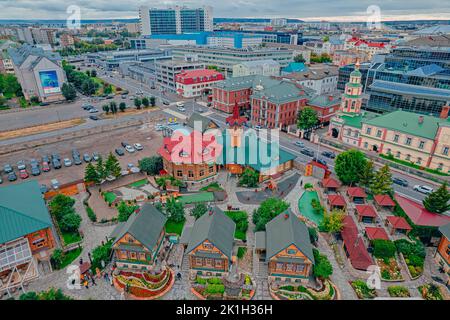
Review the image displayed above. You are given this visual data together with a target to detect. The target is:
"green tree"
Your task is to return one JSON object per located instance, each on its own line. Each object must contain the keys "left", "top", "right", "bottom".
{"left": 20, "top": 288, "right": 71, "bottom": 300}
{"left": 313, "top": 249, "right": 333, "bottom": 279}
{"left": 320, "top": 210, "right": 345, "bottom": 234}
{"left": 191, "top": 203, "right": 208, "bottom": 220}
{"left": 253, "top": 198, "right": 289, "bottom": 231}
{"left": 294, "top": 54, "right": 306, "bottom": 63}
{"left": 373, "top": 239, "right": 396, "bottom": 260}
{"left": 370, "top": 164, "right": 393, "bottom": 195}
{"left": 117, "top": 201, "right": 137, "bottom": 222}
{"left": 84, "top": 163, "right": 99, "bottom": 184}
{"left": 91, "top": 241, "right": 112, "bottom": 272}
{"left": 358, "top": 160, "right": 375, "bottom": 189}
{"left": 142, "top": 97, "right": 149, "bottom": 108}
{"left": 102, "top": 104, "right": 110, "bottom": 114}
{"left": 61, "top": 82, "right": 77, "bottom": 101}
{"left": 49, "top": 194, "right": 75, "bottom": 220}
{"left": 96, "top": 155, "right": 106, "bottom": 180}
{"left": 59, "top": 212, "right": 82, "bottom": 233}
{"left": 138, "top": 156, "right": 163, "bottom": 175}
{"left": 149, "top": 96, "right": 156, "bottom": 107}
{"left": 50, "top": 249, "right": 64, "bottom": 270}
{"left": 334, "top": 149, "right": 367, "bottom": 185}
{"left": 238, "top": 168, "right": 259, "bottom": 187}
{"left": 109, "top": 101, "right": 117, "bottom": 114}
{"left": 105, "top": 152, "right": 121, "bottom": 178}
{"left": 103, "top": 84, "right": 113, "bottom": 95}
{"left": 81, "top": 78, "right": 97, "bottom": 95}
{"left": 119, "top": 102, "right": 126, "bottom": 112}
{"left": 166, "top": 197, "right": 185, "bottom": 223}
{"left": 423, "top": 183, "right": 450, "bottom": 214}
{"left": 134, "top": 98, "right": 142, "bottom": 109}
{"left": 297, "top": 107, "right": 318, "bottom": 130}
{"left": 308, "top": 227, "right": 318, "bottom": 244}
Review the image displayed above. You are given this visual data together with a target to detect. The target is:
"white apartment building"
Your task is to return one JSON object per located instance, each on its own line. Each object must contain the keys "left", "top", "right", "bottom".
{"left": 232, "top": 59, "right": 280, "bottom": 77}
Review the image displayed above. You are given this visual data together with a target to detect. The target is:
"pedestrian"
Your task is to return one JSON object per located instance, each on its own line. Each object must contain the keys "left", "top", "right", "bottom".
{"left": 300, "top": 180, "right": 303, "bottom": 187}
{"left": 84, "top": 280, "right": 89, "bottom": 289}
{"left": 91, "top": 276, "right": 97, "bottom": 286}
{"left": 110, "top": 276, "right": 114, "bottom": 287}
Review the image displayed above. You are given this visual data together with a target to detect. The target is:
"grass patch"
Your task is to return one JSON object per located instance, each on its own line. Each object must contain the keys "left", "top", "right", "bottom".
{"left": 128, "top": 179, "right": 148, "bottom": 188}
{"left": 177, "top": 192, "right": 214, "bottom": 205}
{"left": 380, "top": 153, "right": 449, "bottom": 176}
{"left": 62, "top": 232, "right": 82, "bottom": 245}
{"left": 200, "top": 182, "right": 223, "bottom": 192}
{"left": 225, "top": 210, "right": 248, "bottom": 241}
{"left": 165, "top": 219, "right": 185, "bottom": 236}
{"left": 104, "top": 192, "right": 117, "bottom": 205}
{"left": 60, "top": 247, "right": 82, "bottom": 269}
{"left": 237, "top": 247, "right": 247, "bottom": 259}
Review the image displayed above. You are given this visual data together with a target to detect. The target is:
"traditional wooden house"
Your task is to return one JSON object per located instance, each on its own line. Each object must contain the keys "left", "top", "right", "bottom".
{"left": 0, "top": 181, "right": 56, "bottom": 296}
{"left": 321, "top": 177, "right": 341, "bottom": 193}
{"left": 435, "top": 223, "right": 450, "bottom": 285}
{"left": 355, "top": 204, "right": 378, "bottom": 223}
{"left": 385, "top": 216, "right": 412, "bottom": 236}
{"left": 327, "top": 194, "right": 347, "bottom": 211}
{"left": 255, "top": 210, "right": 315, "bottom": 284}
{"left": 373, "top": 194, "right": 396, "bottom": 211}
{"left": 184, "top": 207, "right": 236, "bottom": 278}
{"left": 110, "top": 203, "right": 167, "bottom": 271}
{"left": 347, "top": 187, "right": 367, "bottom": 204}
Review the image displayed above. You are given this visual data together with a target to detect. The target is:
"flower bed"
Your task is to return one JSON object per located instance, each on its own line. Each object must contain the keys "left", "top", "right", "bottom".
{"left": 114, "top": 268, "right": 174, "bottom": 299}
{"left": 388, "top": 285, "right": 410, "bottom": 298}
{"left": 273, "top": 280, "right": 336, "bottom": 300}
{"left": 376, "top": 258, "right": 403, "bottom": 281}
{"left": 418, "top": 284, "right": 444, "bottom": 300}
{"left": 191, "top": 275, "right": 255, "bottom": 300}
{"left": 351, "top": 280, "right": 377, "bottom": 299}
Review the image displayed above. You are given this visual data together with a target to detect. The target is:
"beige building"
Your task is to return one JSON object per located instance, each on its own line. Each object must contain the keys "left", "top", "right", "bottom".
{"left": 360, "top": 107, "right": 450, "bottom": 173}
{"left": 232, "top": 59, "right": 280, "bottom": 77}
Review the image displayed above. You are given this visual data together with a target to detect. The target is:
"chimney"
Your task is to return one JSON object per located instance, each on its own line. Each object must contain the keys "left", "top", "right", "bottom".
{"left": 440, "top": 105, "right": 450, "bottom": 119}
{"left": 418, "top": 116, "right": 424, "bottom": 124}
{"left": 328, "top": 95, "right": 333, "bottom": 101}
{"left": 284, "top": 213, "right": 289, "bottom": 219}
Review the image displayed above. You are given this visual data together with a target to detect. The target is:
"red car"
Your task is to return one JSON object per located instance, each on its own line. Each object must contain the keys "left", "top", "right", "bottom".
{"left": 19, "top": 169, "right": 29, "bottom": 179}
{"left": 42, "top": 162, "right": 51, "bottom": 172}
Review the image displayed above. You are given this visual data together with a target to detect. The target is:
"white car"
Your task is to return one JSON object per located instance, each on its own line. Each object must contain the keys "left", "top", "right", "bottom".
{"left": 178, "top": 107, "right": 186, "bottom": 112}
{"left": 125, "top": 145, "right": 135, "bottom": 153}
{"left": 134, "top": 143, "right": 143, "bottom": 151}
{"left": 63, "top": 158, "right": 72, "bottom": 167}
{"left": 176, "top": 101, "right": 185, "bottom": 107}
{"left": 88, "top": 108, "right": 99, "bottom": 113}
{"left": 155, "top": 124, "right": 164, "bottom": 131}
{"left": 413, "top": 185, "right": 434, "bottom": 194}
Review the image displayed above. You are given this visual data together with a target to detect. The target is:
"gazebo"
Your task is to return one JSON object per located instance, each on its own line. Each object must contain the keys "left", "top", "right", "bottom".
{"left": 373, "top": 194, "right": 396, "bottom": 211}
{"left": 365, "top": 227, "right": 390, "bottom": 241}
{"left": 327, "top": 194, "right": 347, "bottom": 211}
{"left": 385, "top": 216, "right": 412, "bottom": 235}
{"left": 347, "top": 187, "right": 367, "bottom": 204}
{"left": 321, "top": 177, "right": 341, "bottom": 193}
{"left": 355, "top": 204, "right": 378, "bottom": 223}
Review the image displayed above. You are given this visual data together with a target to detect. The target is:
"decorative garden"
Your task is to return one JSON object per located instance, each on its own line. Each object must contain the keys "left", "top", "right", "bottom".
{"left": 191, "top": 274, "right": 255, "bottom": 300}
{"left": 271, "top": 279, "right": 336, "bottom": 300}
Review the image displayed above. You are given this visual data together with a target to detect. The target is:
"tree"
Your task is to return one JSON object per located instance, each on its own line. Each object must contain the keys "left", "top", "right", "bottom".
{"left": 313, "top": 249, "right": 333, "bottom": 279}
{"left": 90, "top": 69, "right": 97, "bottom": 77}
{"left": 308, "top": 227, "right": 318, "bottom": 244}
{"left": 84, "top": 163, "right": 99, "bottom": 184}
{"left": 334, "top": 149, "right": 367, "bottom": 185}
{"left": 109, "top": 101, "right": 117, "bottom": 114}
{"left": 61, "top": 82, "right": 77, "bottom": 101}
{"left": 320, "top": 210, "right": 345, "bottom": 234}
{"left": 138, "top": 156, "right": 163, "bottom": 175}
{"left": 149, "top": 96, "right": 156, "bottom": 107}
{"left": 134, "top": 98, "right": 142, "bottom": 109}
{"left": 59, "top": 212, "right": 82, "bottom": 233}
{"left": 166, "top": 197, "right": 185, "bottom": 223}
{"left": 238, "top": 168, "right": 259, "bottom": 188}
{"left": 50, "top": 249, "right": 64, "bottom": 270}
{"left": 191, "top": 203, "right": 208, "bottom": 220}
{"left": 358, "top": 160, "right": 375, "bottom": 189}
{"left": 294, "top": 54, "right": 306, "bottom": 63}
{"left": 370, "top": 164, "right": 393, "bottom": 195}
{"left": 105, "top": 152, "right": 121, "bottom": 178}
{"left": 373, "top": 239, "right": 396, "bottom": 260}
{"left": 142, "top": 97, "right": 149, "bottom": 108}
{"left": 297, "top": 107, "right": 318, "bottom": 130}
{"left": 119, "top": 102, "right": 126, "bottom": 112}
{"left": 49, "top": 194, "right": 75, "bottom": 220}
{"left": 96, "top": 155, "right": 106, "bottom": 180}
{"left": 423, "top": 183, "right": 450, "bottom": 214}
{"left": 117, "top": 201, "right": 137, "bottom": 222}
{"left": 81, "top": 78, "right": 97, "bottom": 95}
{"left": 103, "top": 84, "right": 113, "bottom": 95}
{"left": 102, "top": 104, "right": 110, "bottom": 114}
{"left": 253, "top": 198, "right": 289, "bottom": 231}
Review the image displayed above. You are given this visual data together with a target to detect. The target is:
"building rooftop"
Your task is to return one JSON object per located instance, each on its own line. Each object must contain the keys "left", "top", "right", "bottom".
{"left": 365, "top": 227, "right": 390, "bottom": 241}
{"left": 282, "top": 65, "right": 338, "bottom": 81}
{"left": 394, "top": 194, "right": 450, "bottom": 227}
{"left": 341, "top": 216, "right": 373, "bottom": 270}
{"left": 308, "top": 94, "right": 341, "bottom": 108}
{"left": 338, "top": 111, "right": 380, "bottom": 129}
{"left": 386, "top": 216, "right": 412, "bottom": 231}
{"left": 355, "top": 205, "right": 378, "bottom": 218}
{"left": 8, "top": 44, "right": 61, "bottom": 67}
{"left": 439, "top": 223, "right": 450, "bottom": 240}
{"left": 369, "top": 80, "right": 450, "bottom": 100}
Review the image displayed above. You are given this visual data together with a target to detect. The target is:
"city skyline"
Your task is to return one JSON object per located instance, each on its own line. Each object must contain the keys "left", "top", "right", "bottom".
{"left": 0, "top": 0, "right": 449, "bottom": 21}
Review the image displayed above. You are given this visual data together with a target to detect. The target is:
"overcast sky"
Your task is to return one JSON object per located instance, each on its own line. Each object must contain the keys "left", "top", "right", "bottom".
{"left": 0, "top": 0, "right": 449, "bottom": 21}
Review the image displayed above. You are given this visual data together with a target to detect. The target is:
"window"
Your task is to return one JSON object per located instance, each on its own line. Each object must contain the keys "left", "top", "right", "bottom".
{"left": 443, "top": 147, "right": 449, "bottom": 156}
{"left": 177, "top": 170, "right": 183, "bottom": 177}
{"left": 195, "top": 258, "right": 203, "bottom": 265}
{"left": 396, "top": 151, "right": 401, "bottom": 158}
{"left": 276, "top": 263, "right": 283, "bottom": 270}
{"left": 366, "top": 127, "right": 372, "bottom": 134}
{"left": 199, "top": 169, "right": 205, "bottom": 177}
{"left": 405, "top": 137, "right": 412, "bottom": 146}
{"left": 438, "top": 163, "right": 444, "bottom": 171}
{"left": 418, "top": 141, "right": 425, "bottom": 149}
{"left": 405, "top": 154, "right": 411, "bottom": 161}
{"left": 286, "top": 249, "right": 297, "bottom": 255}
{"left": 286, "top": 263, "right": 295, "bottom": 272}
{"left": 376, "top": 130, "right": 382, "bottom": 138}
{"left": 208, "top": 165, "right": 214, "bottom": 173}
{"left": 416, "top": 157, "right": 422, "bottom": 165}
{"left": 188, "top": 170, "right": 194, "bottom": 178}
{"left": 364, "top": 142, "right": 368, "bottom": 148}
{"left": 393, "top": 134, "right": 399, "bottom": 142}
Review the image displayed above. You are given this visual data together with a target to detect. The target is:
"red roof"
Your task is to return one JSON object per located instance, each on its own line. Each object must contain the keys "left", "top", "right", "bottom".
{"left": 322, "top": 177, "right": 341, "bottom": 189}
{"left": 175, "top": 69, "right": 224, "bottom": 85}
{"left": 347, "top": 187, "right": 367, "bottom": 198}
{"left": 355, "top": 205, "right": 378, "bottom": 218}
{"left": 341, "top": 216, "right": 373, "bottom": 270}
{"left": 386, "top": 216, "right": 412, "bottom": 231}
{"left": 394, "top": 194, "right": 450, "bottom": 227}
{"left": 365, "top": 227, "right": 389, "bottom": 241}
{"left": 327, "top": 194, "right": 346, "bottom": 207}
{"left": 374, "top": 194, "right": 395, "bottom": 207}
{"left": 226, "top": 103, "right": 248, "bottom": 126}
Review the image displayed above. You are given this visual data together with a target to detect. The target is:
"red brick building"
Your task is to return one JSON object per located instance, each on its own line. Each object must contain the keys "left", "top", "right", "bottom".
{"left": 305, "top": 94, "right": 341, "bottom": 124}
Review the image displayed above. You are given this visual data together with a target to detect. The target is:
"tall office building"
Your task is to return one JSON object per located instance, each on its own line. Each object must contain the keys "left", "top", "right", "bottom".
{"left": 139, "top": 5, "right": 213, "bottom": 36}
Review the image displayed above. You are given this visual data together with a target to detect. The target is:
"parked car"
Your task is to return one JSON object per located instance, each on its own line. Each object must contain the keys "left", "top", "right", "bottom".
{"left": 177, "top": 106, "right": 186, "bottom": 112}
{"left": 42, "top": 155, "right": 50, "bottom": 164}
{"left": 52, "top": 158, "right": 62, "bottom": 169}
{"left": 88, "top": 108, "right": 99, "bottom": 113}
{"left": 30, "top": 165, "right": 40, "bottom": 176}
{"left": 8, "top": 171, "right": 17, "bottom": 181}
{"left": 89, "top": 115, "right": 99, "bottom": 121}
{"left": 51, "top": 179, "right": 60, "bottom": 190}
{"left": 392, "top": 177, "right": 409, "bottom": 187}
{"left": 125, "top": 145, "right": 135, "bottom": 153}
{"left": 312, "top": 157, "right": 327, "bottom": 166}
{"left": 300, "top": 148, "right": 315, "bottom": 157}
{"left": 115, "top": 148, "right": 125, "bottom": 156}
{"left": 30, "top": 158, "right": 39, "bottom": 167}
{"left": 17, "top": 160, "right": 26, "bottom": 170}
{"left": 121, "top": 141, "right": 129, "bottom": 148}
{"left": 82, "top": 104, "right": 93, "bottom": 110}
{"left": 83, "top": 153, "right": 91, "bottom": 162}
{"left": 73, "top": 156, "right": 82, "bottom": 165}
{"left": 92, "top": 152, "right": 100, "bottom": 161}
{"left": 64, "top": 158, "right": 73, "bottom": 167}
{"left": 19, "top": 169, "right": 29, "bottom": 179}
{"left": 176, "top": 101, "right": 185, "bottom": 107}
{"left": 51, "top": 153, "right": 61, "bottom": 161}
{"left": 72, "top": 149, "right": 80, "bottom": 157}
{"left": 42, "top": 162, "right": 51, "bottom": 172}
{"left": 162, "top": 100, "right": 170, "bottom": 105}
{"left": 40, "top": 184, "right": 48, "bottom": 194}
{"left": 294, "top": 141, "right": 305, "bottom": 148}
{"left": 3, "top": 164, "right": 13, "bottom": 174}
{"left": 321, "top": 151, "right": 336, "bottom": 159}
{"left": 134, "top": 143, "right": 143, "bottom": 151}
{"left": 413, "top": 185, "right": 434, "bottom": 195}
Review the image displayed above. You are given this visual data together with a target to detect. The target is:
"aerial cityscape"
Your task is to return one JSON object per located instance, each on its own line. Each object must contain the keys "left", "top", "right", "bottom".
{"left": 0, "top": 0, "right": 450, "bottom": 307}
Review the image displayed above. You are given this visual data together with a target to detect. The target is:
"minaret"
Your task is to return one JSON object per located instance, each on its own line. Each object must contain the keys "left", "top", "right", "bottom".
{"left": 226, "top": 103, "right": 247, "bottom": 148}
{"left": 340, "top": 60, "right": 363, "bottom": 114}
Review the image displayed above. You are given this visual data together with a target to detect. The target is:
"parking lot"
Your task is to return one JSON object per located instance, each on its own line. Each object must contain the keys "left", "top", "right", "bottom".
{"left": 0, "top": 124, "right": 163, "bottom": 188}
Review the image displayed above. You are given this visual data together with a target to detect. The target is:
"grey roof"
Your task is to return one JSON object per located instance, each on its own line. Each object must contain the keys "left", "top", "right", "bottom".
{"left": 439, "top": 223, "right": 450, "bottom": 240}
{"left": 406, "top": 64, "right": 444, "bottom": 77}
{"left": 185, "top": 207, "right": 236, "bottom": 260}
{"left": 370, "top": 80, "right": 450, "bottom": 100}
{"left": 179, "top": 226, "right": 192, "bottom": 245}
{"left": 255, "top": 231, "right": 266, "bottom": 250}
{"left": 8, "top": 44, "right": 61, "bottom": 67}
{"left": 265, "top": 210, "right": 314, "bottom": 263}
{"left": 111, "top": 203, "right": 167, "bottom": 251}
{"left": 308, "top": 94, "right": 341, "bottom": 108}
{"left": 413, "top": 25, "right": 450, "bottom": 35}
{"left": 238, "top": 59, "right": 280, "bottom": 68}
{"left": 186, "top": 113, "right": 219, "bottom": 133}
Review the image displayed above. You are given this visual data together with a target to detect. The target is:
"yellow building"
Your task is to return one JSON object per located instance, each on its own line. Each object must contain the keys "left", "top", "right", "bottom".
{"left": 360, "top": 109, "right": 450, "bottom": 173}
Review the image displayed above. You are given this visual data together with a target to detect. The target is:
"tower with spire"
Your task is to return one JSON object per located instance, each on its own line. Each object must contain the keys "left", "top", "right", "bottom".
{"left": 340, "top": 60, "right": 363, "bottom": 114}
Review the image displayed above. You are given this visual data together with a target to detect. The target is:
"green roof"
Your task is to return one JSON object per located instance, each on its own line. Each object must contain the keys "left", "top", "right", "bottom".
{"left": 265, "top": 210, "right": 314, "bottom": 263}
{"left": 308, "top": 94, "right": 340, "bottom": 108}
{"left": 0, "top": 180, "right": 53, "bottom": 244}
{"left": 185, "top": 207, "right": 236, "bottom": 260}
{"left": 339, "top": 111, "right": 379, "bottom": 129}
{"left": 362, "top": 110, "right": 450, "bottom": 139}
{"left": 111, "top": 203, "right": 167, "bottom": 251}
{"left": 350, "top": 69, "right": 362, "bottom": 77}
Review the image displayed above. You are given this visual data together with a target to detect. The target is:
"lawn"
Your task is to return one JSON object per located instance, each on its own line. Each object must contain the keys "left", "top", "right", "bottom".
{"left": 237, "top": 247, "right": 247, "bottom": 259}
{"left": 200, "top": 182, "right": 224, "bottom": 192}
{"left": 165, "top": 220, "right": 185, "bottom": 236}
{"left": 225, "top": 211, "right": 248, "bottom": 241}
{"left": 177, "top": 192, "right": 214, "bottom": 205}
{"left": 62, "top": 232, "right": 82, "bottom": 245}
{"left": 104, "top": 192, "right": 117, "bottom": 205}
{"left": 60, "top": 247, "right": 82, "bottom": 269}
{"left": 128, "top": 179, "right": 148, "bottom": 188}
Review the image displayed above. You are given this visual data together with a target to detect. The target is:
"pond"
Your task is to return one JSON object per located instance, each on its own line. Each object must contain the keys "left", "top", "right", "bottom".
{"left": 298, "top": 190, "right": 323, "bottom": 225}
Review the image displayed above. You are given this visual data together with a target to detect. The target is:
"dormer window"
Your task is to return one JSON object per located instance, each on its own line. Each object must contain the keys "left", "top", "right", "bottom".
{"left": 179, "top": 150, "right": 190, "bottom": 158}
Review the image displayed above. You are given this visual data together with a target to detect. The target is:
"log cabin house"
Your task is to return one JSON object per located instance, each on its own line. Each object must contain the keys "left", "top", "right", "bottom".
{"left": 435, "top": 223, "right": 450, "bottom": 285}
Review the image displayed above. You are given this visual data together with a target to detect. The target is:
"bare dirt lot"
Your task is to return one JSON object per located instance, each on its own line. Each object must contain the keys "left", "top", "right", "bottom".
{"left": 0, "top": 123, "right": 163, "bottom": 188}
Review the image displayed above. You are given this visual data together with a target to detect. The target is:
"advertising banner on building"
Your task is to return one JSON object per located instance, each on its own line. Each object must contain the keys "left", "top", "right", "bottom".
{"left": 39, "top": 70, "right": 60, "bottom": 94}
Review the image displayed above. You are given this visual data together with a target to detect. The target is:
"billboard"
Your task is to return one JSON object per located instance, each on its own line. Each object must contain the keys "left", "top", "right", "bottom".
{"left": 39, "top": 70, "right": 60, "bottom": 94}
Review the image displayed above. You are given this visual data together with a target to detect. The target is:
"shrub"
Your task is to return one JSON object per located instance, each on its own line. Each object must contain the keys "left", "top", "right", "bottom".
{"left": 304, "top": 183, "right": 313, "bottom": 189}
{"left": 50, "top": 249, "right": 64, "bottom": 269}
{"left": 372, "top": 239, "right": 396, "bottom": 259}
{"left": 388, "top": 286, "right": 410, "bottom": 297}
{"left": 195, "top": 277, "right": 207, "bottom": 285}
{"left": 86, "top": 206, "right": 97, "bottom": 222}
{"left": 351, "top": 280, "right": 376, "bottom": 299}
{"left": 205, "top": 284, "right": 225, "bottom": 295}
{"left": 313, "top": 249, "right": 333, "bottom": 279}
{"left": 59, "top": 213, "right": 82, "bottom": 233}
{"left": 207, "top": 277, "right": 222, "bottom": 285}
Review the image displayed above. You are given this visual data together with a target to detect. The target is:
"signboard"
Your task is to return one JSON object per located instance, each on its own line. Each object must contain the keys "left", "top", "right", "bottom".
{"left": 39, "top": 70, "right": 60, "bottom": 94}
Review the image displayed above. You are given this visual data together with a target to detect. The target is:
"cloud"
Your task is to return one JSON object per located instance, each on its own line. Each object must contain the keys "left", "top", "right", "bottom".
{"left": 0, "top": 0, "right": 448, "bottom": 20}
